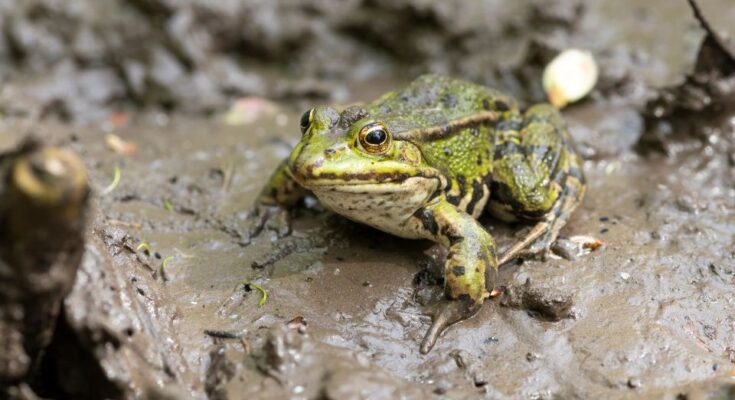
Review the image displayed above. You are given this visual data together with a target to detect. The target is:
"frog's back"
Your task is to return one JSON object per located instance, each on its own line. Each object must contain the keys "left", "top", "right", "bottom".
{"left": 367, "top": 74, "right": 518, "bottom": 214}
{"left": 367, "top": 74, "right": 516, "bottom": 123}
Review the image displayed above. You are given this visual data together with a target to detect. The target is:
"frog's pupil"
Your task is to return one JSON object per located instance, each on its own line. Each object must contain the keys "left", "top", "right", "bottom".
{"left": 300, "top": 110, "right": 311, "bottom": 133}
{"left": 366, "top": 129, "right": 386, "bottom": 145}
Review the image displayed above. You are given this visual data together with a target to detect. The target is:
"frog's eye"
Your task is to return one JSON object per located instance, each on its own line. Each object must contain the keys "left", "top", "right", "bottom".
{"left": 358, "top": 122, "right": 392, "bottom": 154}
{"left": 299, "top": 108, "right": 314, "bottom": 135}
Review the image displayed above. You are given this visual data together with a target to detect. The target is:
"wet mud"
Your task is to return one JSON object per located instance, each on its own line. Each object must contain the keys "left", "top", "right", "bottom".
{"left": 1, "top": 0, "right": 735, "bottom": 399}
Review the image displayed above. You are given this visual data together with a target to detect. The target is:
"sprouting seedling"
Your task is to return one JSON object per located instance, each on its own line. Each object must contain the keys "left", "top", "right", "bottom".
{"left": 136, "top": 242, "right": 152, "bottom": 255}
{"left": 163, "top": 198, "right": 174, "bottom": 211}
{"left": 101, "top": 166, "right": 121, "bottom": 195}
{"left": 243, "top": 281, "right": 267, "bottom": 307}
{"left": 162, "top": 255, "right": 174, "bottom": 268}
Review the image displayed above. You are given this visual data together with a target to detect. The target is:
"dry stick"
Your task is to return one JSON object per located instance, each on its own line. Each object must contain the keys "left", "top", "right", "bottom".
{"left": 687, "top": 0, "right": 735, "bottom": 62}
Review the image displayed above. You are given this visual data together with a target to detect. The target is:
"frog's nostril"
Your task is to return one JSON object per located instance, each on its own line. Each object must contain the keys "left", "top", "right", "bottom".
{"left": 323, "top": 148, "right": 336, "bottom": 158}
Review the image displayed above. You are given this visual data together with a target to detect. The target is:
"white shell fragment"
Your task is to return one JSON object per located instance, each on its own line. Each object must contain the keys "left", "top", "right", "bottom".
{"left": 542, "top": 49, "right": 598, "bottom": 108}
{"left": 224, "top": 96, "right": 278, "bottom": 126}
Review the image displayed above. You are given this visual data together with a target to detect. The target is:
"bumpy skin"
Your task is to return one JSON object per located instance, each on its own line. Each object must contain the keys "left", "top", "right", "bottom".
{"left": 251, "top": 74, "right": 585, "bottom": 353}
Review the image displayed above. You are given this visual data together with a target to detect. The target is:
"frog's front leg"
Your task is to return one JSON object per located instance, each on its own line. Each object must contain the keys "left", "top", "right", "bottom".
{"left": 247, "top": 159, "right": 309, "bottom": 241}
{"left": 417, "top": 197, "right": 498, "bottom": 354}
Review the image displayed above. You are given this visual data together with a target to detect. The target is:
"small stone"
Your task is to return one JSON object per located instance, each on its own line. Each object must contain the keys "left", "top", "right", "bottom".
{"left": 675, "top": 195, "right": 696, "bottom": 213}
{"left": 627, "top": 378, "right": 641, "bottom": 388}
{"left": 620, "top": 272, "right": 631, "bottom": 281}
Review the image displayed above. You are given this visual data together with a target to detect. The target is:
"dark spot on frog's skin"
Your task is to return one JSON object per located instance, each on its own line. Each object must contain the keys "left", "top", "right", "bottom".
{"left": 489, "top": 180, "right": 548, "bottom": 220}
{"left": 323, "top": 148, "right": 336, "bottom": 157}
{"left": 470, "top": 126, "right": 480, "bottom": 137}
{"left": 494, "top": 100, "right": 510, "bottom": 112}
{"left": 476, "top": 155, "right": 482, "bottom": 166}
{"left": 380, "top": 104, "right": 392, "bottom": 113}
{"left": 485, "top": 149, "right": 490, "bottom": 159}
{"left": 440, "top": 225, "right": 450, "bottom": 237}
{"left": 415, "top": 208, "right": 438, "bottom": 235}
{"left": 427, "top": 183, "right": 444, "bottom": 203}
{"left": 525, "top": 113, "right": 551, "bottom": 125}
{"left": 443, "top": 147, "right": 452, "bottom": 156}
{"left": 452, "top": 266, "right": 466, "bottom": 276}
{"left": 466, "top": 180, "right": 486, "bottom": 215}
{"left": 442, "top": 93, "right": 458, "bottom": 108}
{"left": 482, "top": 99, "right": 491, "bottom": 110}
{"left": 567, "top": 166, "right": 584, "bottom": 180}
{"left": 400, "top": 93, "right": 411, "bottom": 102}
{"left": 448, "top": 235, "right": 464, "bottom": 246}
{"left": 456, "top": 175, "right": 466, "bottom": 187}
{"left": 496, "top": 119, "right": 522, "bottom": 132}
{"left": 446, "top": 193, "right": 461, "bottom": 205}
{"left": 340, "top": 106, "right": 369, "bottom": 128}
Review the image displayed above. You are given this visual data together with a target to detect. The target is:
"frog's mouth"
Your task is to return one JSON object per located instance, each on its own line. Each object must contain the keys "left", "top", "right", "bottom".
{"left": 300, "top": 178, "right": 443, "bottom": 204}
{"left": 291, "top": 170, "right": 416, "bottom": 189}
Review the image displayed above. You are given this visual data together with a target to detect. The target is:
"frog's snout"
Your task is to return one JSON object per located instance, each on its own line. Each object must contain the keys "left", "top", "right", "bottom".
{"left": 289, "top": 142, "right": 351, "bottom": 185}
{"left": 288, "top": 145, "right": 325, "bottom": 185}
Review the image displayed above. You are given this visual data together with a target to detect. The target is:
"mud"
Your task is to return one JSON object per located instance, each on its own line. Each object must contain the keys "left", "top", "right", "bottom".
{"left": 1, "top": 0, "right": 735, "bottom": 399}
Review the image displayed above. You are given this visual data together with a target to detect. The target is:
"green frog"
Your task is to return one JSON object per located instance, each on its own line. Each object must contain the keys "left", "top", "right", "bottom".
{"left": 248, "top": 74, "right": 585, "bottom": 353}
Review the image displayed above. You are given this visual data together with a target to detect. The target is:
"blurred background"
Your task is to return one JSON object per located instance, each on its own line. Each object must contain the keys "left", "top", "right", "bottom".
{"left": 0, "top": 0, "right": 730, "bottom": 123}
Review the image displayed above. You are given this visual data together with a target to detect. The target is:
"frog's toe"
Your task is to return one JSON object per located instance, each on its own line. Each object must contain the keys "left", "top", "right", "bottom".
{"left": 265, "top": 206, "right": 292, "bottom": 238}
{"left": 420, "top": 298, "right": 481, "bottom": 354}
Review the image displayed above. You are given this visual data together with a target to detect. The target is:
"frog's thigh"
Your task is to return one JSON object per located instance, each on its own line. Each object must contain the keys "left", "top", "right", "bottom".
{"left": 489, "top": 104, "right": 585, "bottom": 264}
{"left": 420, "top": 199, "right": 498, "bottom": 302}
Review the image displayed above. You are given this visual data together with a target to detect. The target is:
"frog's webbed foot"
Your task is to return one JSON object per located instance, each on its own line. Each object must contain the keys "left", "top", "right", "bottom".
{"left": 420, "top": 297, "right": 481, "bottom": 354}
{"left": 245, "top": 203, "right": 292, "bottom": 243}
{"left": 497, "top": 221, "right": 553, "bottom": 266}
{"left": 244, "top": 160, "right": 308, "bottom": 245}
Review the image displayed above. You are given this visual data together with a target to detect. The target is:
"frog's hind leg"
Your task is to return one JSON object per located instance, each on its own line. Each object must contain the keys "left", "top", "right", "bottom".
{"left": 487, "top": 104, "right": 585, "bottom": 265}
{"left": 496, "top": 175, "right": 585, "bottom": 265}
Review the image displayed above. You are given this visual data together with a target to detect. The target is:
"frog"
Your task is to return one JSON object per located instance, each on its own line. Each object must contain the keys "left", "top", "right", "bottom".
{"left": 247, "top": 74, "right": 585, "bottom": 354}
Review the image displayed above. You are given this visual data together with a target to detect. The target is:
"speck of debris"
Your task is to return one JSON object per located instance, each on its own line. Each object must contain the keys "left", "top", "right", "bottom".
{"left": 484, "top": 336, "right": 499, "bottom": 344}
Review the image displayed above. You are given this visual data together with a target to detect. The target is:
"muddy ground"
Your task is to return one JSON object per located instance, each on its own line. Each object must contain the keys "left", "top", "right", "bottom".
{"left": 1, "top": 0, "right": 735, "bottom": 399}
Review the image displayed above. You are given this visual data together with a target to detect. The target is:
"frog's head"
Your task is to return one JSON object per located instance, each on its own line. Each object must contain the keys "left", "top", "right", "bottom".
{"left": 288, "top": 105, "right": 435, "bottom": 191}
{"left": 288, "top": 105, "right": 441, "bottom": 235}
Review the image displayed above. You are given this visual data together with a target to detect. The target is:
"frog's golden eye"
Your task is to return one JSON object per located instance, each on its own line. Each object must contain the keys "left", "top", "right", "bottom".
{"left": 299, "top": 108, "right": 314, "bottom": 135}
{"left": 358, "top": 122, "right": 391, "bottom": 154}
